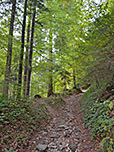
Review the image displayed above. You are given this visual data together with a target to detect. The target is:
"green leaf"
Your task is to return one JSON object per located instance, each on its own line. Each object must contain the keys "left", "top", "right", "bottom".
{"left": 109, "top": 101, "right": 113, "bottom": 110}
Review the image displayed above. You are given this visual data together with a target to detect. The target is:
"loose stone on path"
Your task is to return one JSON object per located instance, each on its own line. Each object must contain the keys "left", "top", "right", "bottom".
{"left": 36, "top": 144, "right": 48, "bottom": 151}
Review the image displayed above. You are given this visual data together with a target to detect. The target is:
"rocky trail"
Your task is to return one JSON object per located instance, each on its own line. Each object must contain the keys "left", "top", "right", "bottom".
{"left": 26, "top": 94, "right": 99, "bottom": 152}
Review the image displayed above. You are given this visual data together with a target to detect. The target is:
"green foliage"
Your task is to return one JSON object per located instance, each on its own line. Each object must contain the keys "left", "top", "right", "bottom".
{"left": 82, "top": 81, "right": 108, "bottom": 109}
{"left": 0, "top": 0, "right": 114, "bottom": 151}
{"left": 0, "top": 96, "right": 50, "bottom": 127}
{"left": 83, "top": 101, "right": 114, "bottom": 151}
{"left": 81, "top": 1, "right": 114, "bottom": 150}
{"left": 0, "top": 95, "right": 50, "bottom": 150}
{"left": 5, "top": 147, "right": 16, "bottom": 152}
{"left": 100, "top": 136, "right": 114, "bottom": 152}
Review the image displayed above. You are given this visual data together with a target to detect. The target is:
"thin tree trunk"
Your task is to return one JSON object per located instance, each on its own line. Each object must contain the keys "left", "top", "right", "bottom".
{"left": 48, "top": 73, "right": 53, "bottom": 97}
{"left": 3, "top": 0, "right": 16, "bottom": 97}
{"left": 73, "top": 69, "right": 76, "bottom": 89}
{"left": 48, "top": 29, "right": 53, "bottom": 97}
{"left": 17, "top": 0, "right": 28, "bottom": 97}
{"left": 23, "top": 18, "right": 31, "bottom": 97}
{"left": 73, "top": 68, "right": 82, "bottom": 93}
{"left": 26, "top": 0, "right": 36, "bottom": 96}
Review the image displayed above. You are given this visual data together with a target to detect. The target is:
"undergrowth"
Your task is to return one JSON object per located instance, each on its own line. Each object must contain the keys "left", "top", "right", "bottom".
{"left": 0, "top": 94, "right": 66, "bottom": 151}
{"left": 82, "top": 81, "right": 108, "bottom": 109}
{"left": 0, "top": 96, "right": 50, "bottom": 151}
{"left": 82, "top": 82, "right": 114, "bottom": 152}
{"left": 83, "top": 100, "right": 114, "bottom": 151}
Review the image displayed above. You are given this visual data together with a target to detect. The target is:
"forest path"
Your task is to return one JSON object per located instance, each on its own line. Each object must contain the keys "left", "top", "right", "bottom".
{"left": 26, "top": 94, "right": 98, "bottom": 152}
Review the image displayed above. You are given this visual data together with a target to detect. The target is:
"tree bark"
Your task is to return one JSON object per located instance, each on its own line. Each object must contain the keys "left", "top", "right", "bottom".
{"left": 26, "top": 0, "right": 36, "bottom": 96}
{"left": 48, "top": 73, "right": 53, "bottom": 97}
{"left": 17, "top": 0, "right": 28, "bottom": 97}
{"left": 48, "top": 28, "right": 53, "bottom": 97}
{"left": 73, "top": 69, "right": 76, "bottom": 89}
{"left": 23, "top": 18, "right": 31, "bottom": 97}
{"left": 3, "top": 0, "right": 16, "bottom": 96}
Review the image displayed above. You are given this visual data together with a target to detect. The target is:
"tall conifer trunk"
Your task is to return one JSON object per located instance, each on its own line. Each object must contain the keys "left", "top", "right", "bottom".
{"left": 17, "top": 0, "right": 28, "bottom": 97}
{"left": 26, "top": 0, "right": 36, "bottom": 96}
{"left": 3, "top": 0, "right": 16, "bottom": 96}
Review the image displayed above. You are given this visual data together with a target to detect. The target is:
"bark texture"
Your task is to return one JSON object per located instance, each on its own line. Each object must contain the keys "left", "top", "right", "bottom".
{"left": 48, "top": 28, "right": 53, "bottom": 97}
{"left": 3, "top": 0, "right": 16, "bottom": 96}
{"left": 73, "top": 69, "right": 76, "bottom": 89}
{"left": 17, "top": 0, "right": 28, "bottom": 97}
{"left": 26, "top": 0, "right": 36, "bottom": 96}
{"left": 23, "top": 18, "right": 31, "bottom": 97}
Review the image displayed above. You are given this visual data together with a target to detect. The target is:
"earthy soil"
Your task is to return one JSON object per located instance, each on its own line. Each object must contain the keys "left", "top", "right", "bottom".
{"left": 26, "top": 94, "right": 99, "bottom": 152}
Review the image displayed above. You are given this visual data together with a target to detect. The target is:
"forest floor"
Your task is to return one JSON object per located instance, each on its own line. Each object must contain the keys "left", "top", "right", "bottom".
{"left": 26, "top": 93, "right": 99, "bottom": 152}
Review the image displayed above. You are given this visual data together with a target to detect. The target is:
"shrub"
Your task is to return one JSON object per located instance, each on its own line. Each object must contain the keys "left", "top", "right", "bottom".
{"left": 83, "top": 100, "right": 114, "bottom": 151}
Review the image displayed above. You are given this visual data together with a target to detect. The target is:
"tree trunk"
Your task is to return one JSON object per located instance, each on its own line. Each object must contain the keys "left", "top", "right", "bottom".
{"left": 17, "top": 0, "right": 28, "bottom": 97}
{"left": 73, "top": 69, "right": 76, "bottom": 89}
{"left": 73, "top": 68, "right": 82, "bottom": 93}
{"left": 23, "top": 18, "right": 31, "bottom": 97}
{"left": 48, "top": 73, "right": 53, "bottom": 97}
{"left": 26, "top": 0, "right": 36, "bottom": 96}
{"left": 48, "top": 28, "right": 53, "bottom": 97}
{"left": 3, "top": 0, "right": 16, "bottom": 97}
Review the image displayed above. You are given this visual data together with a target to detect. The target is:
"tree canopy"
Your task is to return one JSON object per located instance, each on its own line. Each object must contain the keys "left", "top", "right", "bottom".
{"left": 0, "top": 0, "right": 113, "bottom": 98}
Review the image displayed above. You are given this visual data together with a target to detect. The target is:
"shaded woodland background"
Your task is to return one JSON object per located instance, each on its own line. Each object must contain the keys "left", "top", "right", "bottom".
{"left": 0, "top": 0, "right": 113, "bottom": 98}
